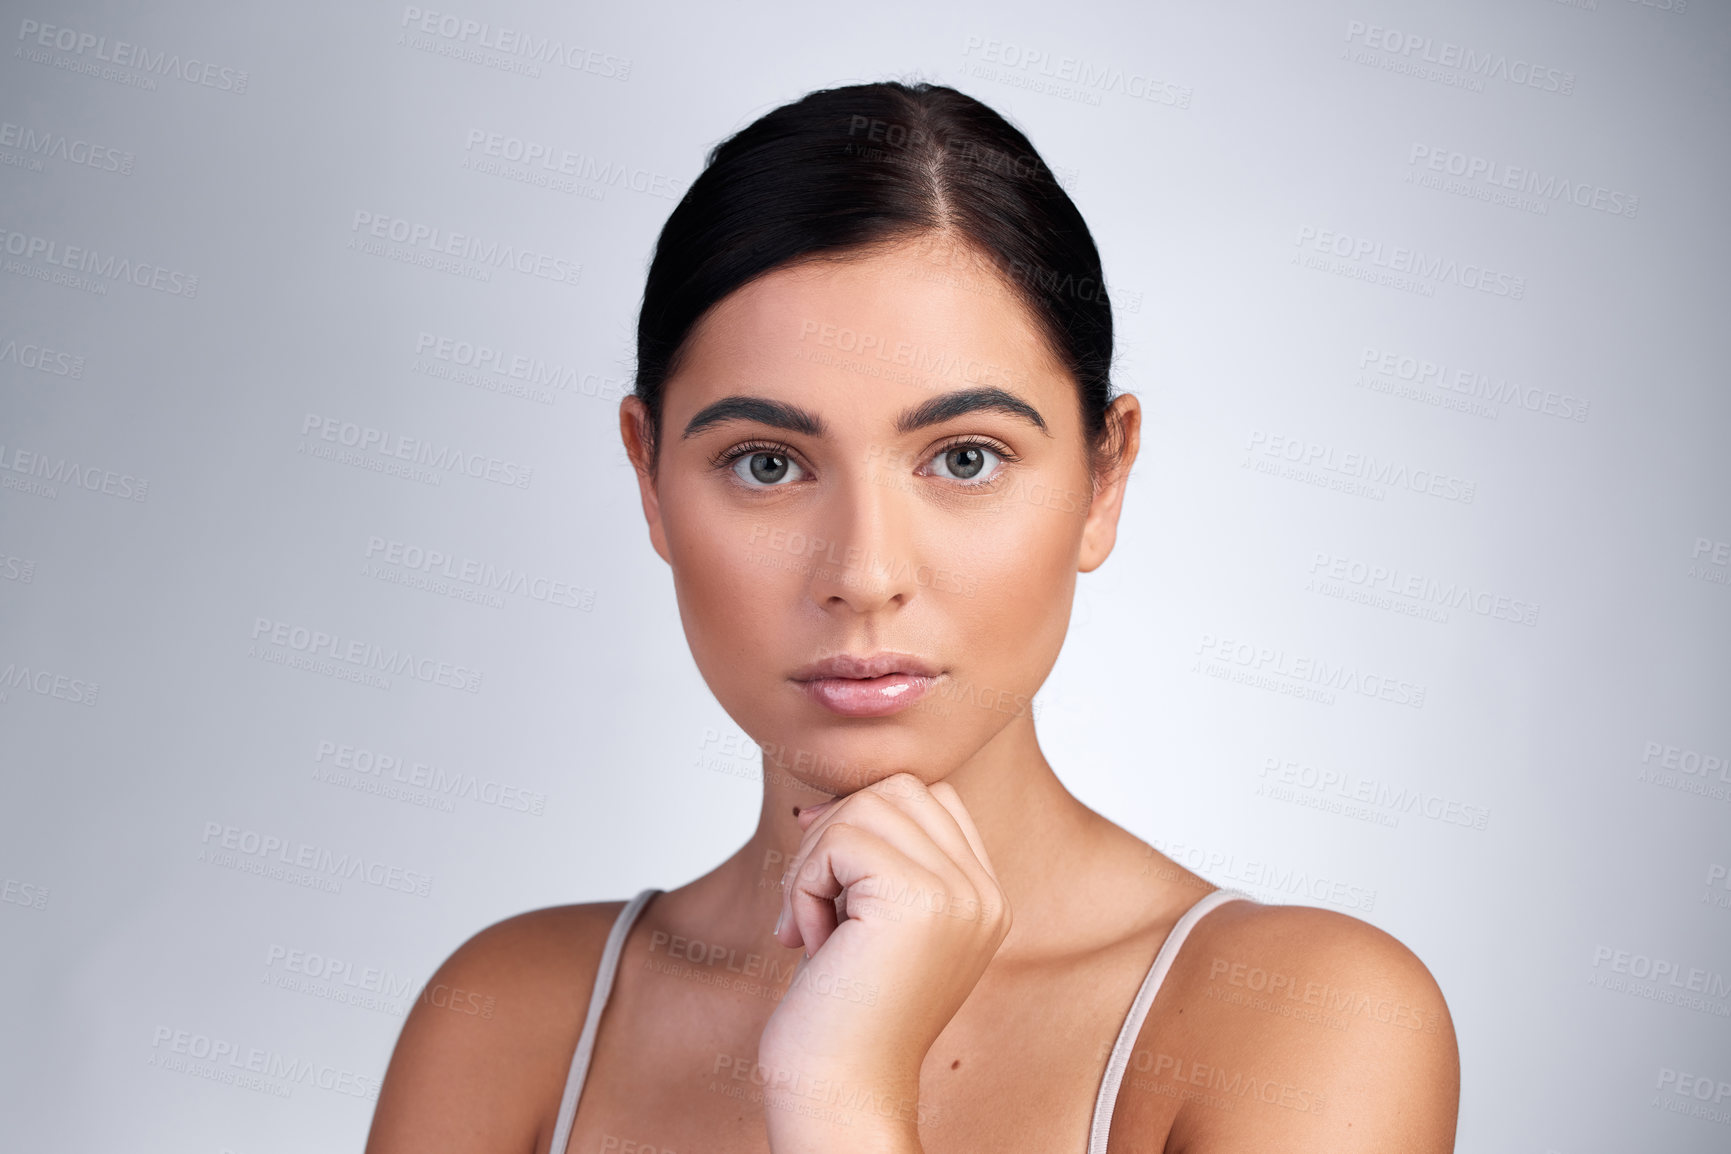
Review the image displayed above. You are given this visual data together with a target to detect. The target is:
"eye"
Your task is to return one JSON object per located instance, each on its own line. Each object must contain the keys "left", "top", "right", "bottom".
{"left": 924, "top": 441, "right": 1007, "bottom": 484}
{"left": 729, "top": 446, "right": 807, "bottom": 488}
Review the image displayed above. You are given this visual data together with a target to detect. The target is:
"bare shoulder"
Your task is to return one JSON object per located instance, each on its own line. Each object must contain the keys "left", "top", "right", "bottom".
{"left": 1126, "top": 899, "right": 1459, "bottom": 1154}
{"left": 366, "top": 900, "right": 630, "bottom": 1154}
{"left": 1181, "top": 899, "right": 1453, "bottom": 1014}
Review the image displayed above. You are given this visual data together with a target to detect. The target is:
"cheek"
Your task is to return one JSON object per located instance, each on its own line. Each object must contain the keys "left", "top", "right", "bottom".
{"left": 662, "top": 487, "right": 793, "bottom": 656}
{"left": 923, "top": 495, "right": 1082, "bottom": 643}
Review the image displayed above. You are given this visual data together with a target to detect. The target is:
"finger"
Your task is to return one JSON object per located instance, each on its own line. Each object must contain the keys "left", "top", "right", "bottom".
{"left": 776, "top": 775, "right": 995, "bottom": 951}
{"left": 794, "top": 796, "right": 839, "bottom": 833}
{"left": 779, "top": 787, "right": 968, "bottom": 920}
{"left": 773, "top": 804, "right": 848, "bottom": 950}
{"left": 843, "top": 774, "right": 984, "bottom": 875}
{"left": 926, "top": 780, "right": 998, "bottom": 878}
{"left": 784, "top": 824, "right": 941, "bottom": 956}
{"left": 924, "top": 783, "right": 1009, "bottom": 929}
{"left": 861, "top": 774, "right": 1000, "bottom": 899}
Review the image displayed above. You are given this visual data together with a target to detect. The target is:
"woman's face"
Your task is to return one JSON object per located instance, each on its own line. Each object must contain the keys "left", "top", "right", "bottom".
{"left": 622, "top": 235, "right": 1138, "bottom": 795}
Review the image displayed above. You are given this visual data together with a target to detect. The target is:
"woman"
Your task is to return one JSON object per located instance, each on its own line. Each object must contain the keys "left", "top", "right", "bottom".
{"left": 367, "top": 81, "right": 1459, "bottom": 1154}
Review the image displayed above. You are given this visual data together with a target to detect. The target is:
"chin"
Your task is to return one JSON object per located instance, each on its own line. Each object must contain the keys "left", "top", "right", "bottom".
{"left": 754, "top": 717, "right": 968, "bottom": 793}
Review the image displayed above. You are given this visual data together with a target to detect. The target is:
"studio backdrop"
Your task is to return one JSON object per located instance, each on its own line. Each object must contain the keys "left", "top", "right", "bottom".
{"left": 1, "top": 0, "right": 1727, "bottom": 1150}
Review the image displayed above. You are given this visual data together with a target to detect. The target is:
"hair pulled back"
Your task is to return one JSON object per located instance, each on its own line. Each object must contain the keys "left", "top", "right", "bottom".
{"left": 634, "top": 80, "right": 1120, "bottom": 477}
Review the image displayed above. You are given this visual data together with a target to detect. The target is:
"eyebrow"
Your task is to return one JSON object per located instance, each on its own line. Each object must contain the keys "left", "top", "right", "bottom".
{"left": 681, "top": 386, "right": 1050, "bottom": 440}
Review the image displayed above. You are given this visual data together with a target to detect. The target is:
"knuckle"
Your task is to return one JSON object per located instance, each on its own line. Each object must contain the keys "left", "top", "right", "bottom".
{"left": 818, "top": 819, "right": 862, "bottom": 848}
{"left": 878, "top": 771, "right": 927, "bottom": 800}
{"left": 845, "top": 791, "right": 890, "bottom": 819}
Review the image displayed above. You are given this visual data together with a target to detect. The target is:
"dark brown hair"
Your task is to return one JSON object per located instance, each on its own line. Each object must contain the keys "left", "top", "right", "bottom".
{"left": 634, "top": 80, "right": 1121, "bottom": 477}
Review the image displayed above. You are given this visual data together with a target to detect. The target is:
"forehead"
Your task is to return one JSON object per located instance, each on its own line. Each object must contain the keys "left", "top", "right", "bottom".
{"left": 666, "top": 237, "right": 1076, "bottom": 427}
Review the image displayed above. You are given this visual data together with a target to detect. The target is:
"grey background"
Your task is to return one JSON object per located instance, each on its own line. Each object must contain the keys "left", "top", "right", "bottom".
{"left": 1, "top": 0, "right": 1728, "bottom": 1150}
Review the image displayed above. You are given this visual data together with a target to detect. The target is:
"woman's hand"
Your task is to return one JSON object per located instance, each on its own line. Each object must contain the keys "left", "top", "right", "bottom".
{"left": 758, "top": 773, "right": 1012, "bottom": 1152}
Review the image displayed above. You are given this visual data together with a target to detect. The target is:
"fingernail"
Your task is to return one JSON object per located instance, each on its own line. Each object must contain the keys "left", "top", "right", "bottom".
{"left": 802, "top": 799, "right": 835, "bottom": 817}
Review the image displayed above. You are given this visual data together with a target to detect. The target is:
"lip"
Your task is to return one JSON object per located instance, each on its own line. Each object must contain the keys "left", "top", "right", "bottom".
{"left": 790, "top": 652, "right": 941, "bottom": 681}
{"left": 790, "top": 652, "right": 942, "bottom": 718}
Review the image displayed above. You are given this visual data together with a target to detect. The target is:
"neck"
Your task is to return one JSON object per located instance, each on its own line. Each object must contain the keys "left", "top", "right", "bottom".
{"left": 691, "top": 715, "right": 1119, "bottom": 960}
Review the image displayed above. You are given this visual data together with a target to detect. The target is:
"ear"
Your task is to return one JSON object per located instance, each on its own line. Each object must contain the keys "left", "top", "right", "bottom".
{"left": 619, "top": 396, "right": 672, "bottom": 565}
{"left": 1078, "top": 393, "right": 1141, "bottom": 574}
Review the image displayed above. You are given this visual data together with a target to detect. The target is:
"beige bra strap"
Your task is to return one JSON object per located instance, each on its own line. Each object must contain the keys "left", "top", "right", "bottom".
{"left": 546, "top": 888, "right": 660, "bottom": 1154}
{"left": 1086, "top": 888, "right": 1250, "bottom": 1154}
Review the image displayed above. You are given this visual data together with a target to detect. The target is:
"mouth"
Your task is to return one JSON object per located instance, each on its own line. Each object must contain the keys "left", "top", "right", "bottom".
{"left": 789, "top": 652, "right": 941, "bottom": 718}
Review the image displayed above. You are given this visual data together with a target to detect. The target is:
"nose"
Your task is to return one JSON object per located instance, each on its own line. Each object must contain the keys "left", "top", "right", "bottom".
{"left": 803, "top": 458, "right": 921, "bottom": 615}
